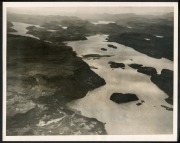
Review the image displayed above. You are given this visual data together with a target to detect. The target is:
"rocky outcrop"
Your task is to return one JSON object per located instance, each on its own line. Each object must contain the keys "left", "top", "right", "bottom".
{"left": 7, "top": 21, "right": 17, "bottom": 32}
{"left": 136, "top": 100, "right": 145, "bottom": 106}
{"left": 110, "top": 93, "right": 139, "bottom": 104}
{"left": 108, "top": 61, "right": 125, "bottom": 69}
{"left": 161, "top": 105, "right": 173, "bottom": 111}
{"left": 107, "top": 44, "right": 117, "bottom": 49}
{"left": 151, "top": 69, "right": 173, "bottom": 105}
{"left": 101, "top": 48, "right": 107, "bottom": 51}
{"left": 82, "top": 54, "right": 113, "bottom": 60}
{"left": 128, "top": 63, "right": 157, "bottom": 76}
{"left": 128, "top": 64, "right": 143, "bottom": 69}
{"left": 137, "top": 67, "right": 157, "bottom": 76}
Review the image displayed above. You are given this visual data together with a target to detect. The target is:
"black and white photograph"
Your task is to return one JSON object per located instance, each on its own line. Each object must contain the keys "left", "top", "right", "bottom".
{"left": 2, "top": 2, "right": 178, "bottom": 141}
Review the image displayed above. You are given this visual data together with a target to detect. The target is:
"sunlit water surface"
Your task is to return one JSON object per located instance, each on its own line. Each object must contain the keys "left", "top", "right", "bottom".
{"left": 10, "top": 22, "right": 173, "bottom": 135}
{"left": 66, "top": 34, "right": 173, "bottom": 135}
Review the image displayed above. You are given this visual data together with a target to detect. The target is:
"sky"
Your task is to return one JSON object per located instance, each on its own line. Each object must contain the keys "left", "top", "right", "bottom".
{"left": 7, "top": 7, "right": 174, "bottom": 16}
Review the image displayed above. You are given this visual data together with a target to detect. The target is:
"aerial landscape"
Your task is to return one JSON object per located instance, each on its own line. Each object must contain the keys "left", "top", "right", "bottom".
{"left": 6, "top": 5, "right": 174, "bottom": 136}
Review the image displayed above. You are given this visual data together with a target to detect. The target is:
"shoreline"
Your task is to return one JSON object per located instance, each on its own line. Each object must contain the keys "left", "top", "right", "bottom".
{"left": 6, "top": 33, "right": 107, "bottom": 135}
{"left": 67, "top": 34, "right": 173, "bottom": 134}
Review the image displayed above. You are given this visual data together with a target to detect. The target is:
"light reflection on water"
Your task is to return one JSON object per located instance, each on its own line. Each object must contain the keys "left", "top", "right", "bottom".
{"left": 9, "top": 22, "right": 174, "bottom": 134}
{"left": 67, "top": 34, "right": 173, "bottom": 134}
{"left": 9, "top": 22, "right": 41, "bottom": 39}
{"left": 91, "top": 21, "right": 115, "bottom": 25}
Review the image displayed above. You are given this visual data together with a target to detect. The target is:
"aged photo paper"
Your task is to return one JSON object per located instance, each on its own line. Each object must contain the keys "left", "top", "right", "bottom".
{"left": 3, "top": 2, "right": 178, "bottom": 141}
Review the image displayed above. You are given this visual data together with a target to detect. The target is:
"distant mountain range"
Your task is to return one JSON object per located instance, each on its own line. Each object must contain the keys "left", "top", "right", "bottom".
{"left": 7, "top": 13, "right": 82, "bottom": 25}
{"left": 7, "top": 12, "right": 173, "bottom": 26}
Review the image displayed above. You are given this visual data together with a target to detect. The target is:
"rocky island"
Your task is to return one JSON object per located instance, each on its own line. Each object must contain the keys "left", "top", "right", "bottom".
{"left": 110, "top": 93, "right": 139, "bottom": 104}
{"left": 108, "top": 61, "right": 125, "bottom": 69}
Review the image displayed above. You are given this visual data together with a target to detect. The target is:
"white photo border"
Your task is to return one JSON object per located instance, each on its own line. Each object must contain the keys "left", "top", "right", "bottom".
{"left": 2, "top": 2, "right": 178, "bottom": 141}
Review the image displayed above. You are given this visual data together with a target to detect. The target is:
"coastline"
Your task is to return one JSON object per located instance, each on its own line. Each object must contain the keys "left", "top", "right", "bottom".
{"left": 6, "top": 34, "right": 107, "bottom": 135}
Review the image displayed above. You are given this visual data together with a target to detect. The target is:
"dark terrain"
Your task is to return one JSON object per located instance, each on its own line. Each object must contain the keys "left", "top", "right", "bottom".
{"left": 101, "top": 48, "right": 107, "bottom": 51}
{"left": 110, "top": 93, "right": 139, "bottom": 104}
{"left": 108, "top": 61, "right": 125, "bottom": 69}
{"left": 6, "top": 33, "right": 107, "bottom": 135}
{"left": 108, "top": 32, "right": 173, "bottom": 60}
{"left": 128, "top": 64, "right": 157, "bottom": 76}
{"left": 107, "top": 44, "right": 117, "bottom": 49}
{"left": 82, "top": 54, "right": 113, "bottom": 60}
{"left": 151, "top": 69, "right": 173, "bottom": 105}
{"left": 7, "top": 21, "right": 17, "bottom": 32}
{"left": 106, "top": 13, "right": 174, "bottom": 60}
{"left": 26, "top": 25, "right": 87, "bottom": 44}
